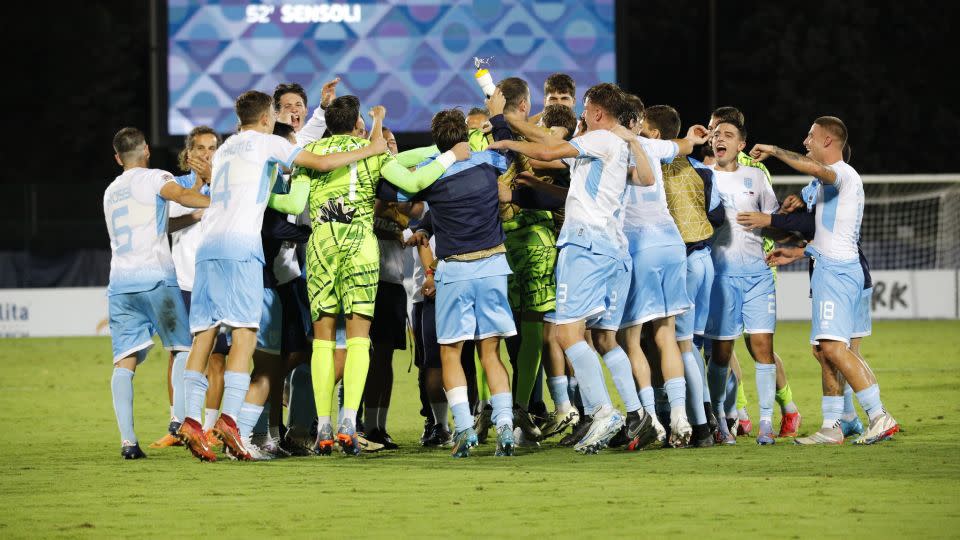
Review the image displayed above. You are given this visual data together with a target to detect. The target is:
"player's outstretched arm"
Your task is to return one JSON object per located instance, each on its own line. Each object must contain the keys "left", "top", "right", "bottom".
{"left": 294, "top": 136, "right": 387, "bottom": 172}
{"left": 160, "top": 182, "right": 209, "bottom": 209}
{"left": 750, "top": 144, "right": 838, "bottom": 184}
{"left": 765, "top": 245, "right": 806, "bottom": 266}
{"left": 610, "top": 125, "right": 654, "bottom": 187}
{"left": 395, "top": 145, "right": 440, "bottom": 168}
{"left": 382, "top": 142, "right": 471, "bottom": 193}
{"left": 267, "top": 176, "right": 309, "bottom": 215}
{"left": 486, "top": 138, "right": 577, "bottom": 161}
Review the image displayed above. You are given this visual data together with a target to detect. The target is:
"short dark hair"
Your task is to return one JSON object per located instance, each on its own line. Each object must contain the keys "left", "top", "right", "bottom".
{"left": 431, "top": 109, "right": 469, "bottom": 153}
{"left": 324, "top": 95, "right": 361, "bottom": 135}
{"left": 644, "top": 105, "right": 681, "bottom": 140}
{"left": 618, "top": 93, "right": 645, "bottom": 128}
{"left": 236, "top": 91, "right": 275, "bottom": 126}
{"left": 814, "top": 115, "right": 848, "bottom": 150}
{"left": 541, "top": 104, "right": 578, "bottom": 141}
{"left": 711, "top": 106, "right": 745, "bottom": 126}
{"left": 113, "top": 127, "right": 145, "bottom": 158}
{"left": 583, "top": 82, "right": 626, "bottom": 119}
{"left": 467, "top": 107, "right": 489, "bottom": 117}
{"left": 544, "top": 73, "right": 575, "bottom": 97}
{"left": 177, "top": 125, "right": 220, "bottom": 171}
{"left": 497, "top": 77, "right": 529, "bottom": 113}
{"left": 717, "top": 119, "right": 747, "bottom": 141}
{"left": 273, "top": 121, "right": 296, "bottom": 141}
{"left": 273, "top": 82, "right": 308, "bottom": 110}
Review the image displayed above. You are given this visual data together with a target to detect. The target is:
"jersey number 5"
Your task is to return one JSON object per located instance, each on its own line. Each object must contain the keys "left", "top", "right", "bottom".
{"left": 111, "top": 206, "right": 132, "bottom": 254}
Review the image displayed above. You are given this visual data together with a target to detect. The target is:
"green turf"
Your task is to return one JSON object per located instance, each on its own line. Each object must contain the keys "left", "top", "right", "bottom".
{"left": 1, "top": 321, "right": 959, "bottom": 538}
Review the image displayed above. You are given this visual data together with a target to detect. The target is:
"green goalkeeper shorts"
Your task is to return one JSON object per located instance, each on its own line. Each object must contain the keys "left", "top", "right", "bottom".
{"left": 306, "top": 222, "right": 379, "bottom": 321}
{"left": 505, "top": 226, "right": 557, "bottom": 313}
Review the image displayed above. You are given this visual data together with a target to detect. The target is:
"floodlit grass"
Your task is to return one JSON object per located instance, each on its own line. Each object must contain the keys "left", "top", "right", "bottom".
{"left": 1, "top": 321, "right": 958, "bottom": 538}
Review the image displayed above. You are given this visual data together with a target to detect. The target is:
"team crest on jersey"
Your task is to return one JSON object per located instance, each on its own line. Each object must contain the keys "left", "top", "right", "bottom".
{"left": 317, "top": 197, "right": 356, "bottom": 225}
{"left": 743, "top": 178, "right": 753, "bottom": 189}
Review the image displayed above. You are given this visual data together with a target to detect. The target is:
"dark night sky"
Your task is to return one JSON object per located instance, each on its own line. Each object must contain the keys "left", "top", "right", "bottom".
{"left": 1, "top": 0, "right": 957, "bottom": 251}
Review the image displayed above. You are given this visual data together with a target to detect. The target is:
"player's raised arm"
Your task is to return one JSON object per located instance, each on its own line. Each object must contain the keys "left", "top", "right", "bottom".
{"left": 159, "top": 181, "right": 209, "bottom": 209}
{"left": 610, "top": 125, "right": 654, "bottom": 187}
{"left": 750, "top": 143, "right": 838, "bottom": 184}
{"left": 672, "top": 124, "right": 711, "bottom": 157}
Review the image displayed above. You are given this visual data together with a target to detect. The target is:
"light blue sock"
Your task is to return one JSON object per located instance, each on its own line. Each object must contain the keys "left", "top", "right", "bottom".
{"left": 755, "top": 363, "right": 777, "bottom": 422}
{"left": 602, "top": 347, "right": 641, "bottom": 412}
{"left": 288, "top": 365, "right": 316, "bottom": 429}
{"left": 664, "top": 376, "right": 687, "bottom": 411}
{"left": 564, "top": 342, "right": 610, "bottom": 415}
{"left": 446, "top": 387, "right": 473, "bottom": 433}
{"left": 707, "top": 362, "right": 728, "bottom": 416}
{"left": 724, "top": 371, "right": 738, "bottom": 417}
{"left": 221, "top": 371, "right": 251, "bottom": 420}
{"left": 491, "top": 392, "right": 513, "bottom": 429}
{"left": 171, "top": 351, "right": 188, "bottom": 422}
{"left": 547, "top": 376, "right": 570, "bottom": 409}
{"left": 638, "top": 387, "right": 656, "bottom": 418}
{"left": 253, "top": 402, "right": 270, "bottom": 435}
{"left": 855, "top": 384, "right": 885, "bottom": 421}
{"left": 237, "top": 402, "right": 264, "bottom": 439}
{"left": 111, "top": 367, "right": 136, "bottom": 444}
{"left": 842, "top": 383, "right": 856, "bottom": 419}
{"left": 691, "top": 346, "right": 710, "bottom": 402}
{"left": 681, "top": 352, "right": 706, "bottom": 424}
{"left": 822, "top": 396, "right": 844, "bottom": 428}
{"left": 183, "top": 369, "right": 208, "bottom": 422}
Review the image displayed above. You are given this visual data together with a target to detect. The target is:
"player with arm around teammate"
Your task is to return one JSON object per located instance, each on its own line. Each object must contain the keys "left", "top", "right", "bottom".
{"left": 750, "top": 116, "right": 898, "bottom": 445}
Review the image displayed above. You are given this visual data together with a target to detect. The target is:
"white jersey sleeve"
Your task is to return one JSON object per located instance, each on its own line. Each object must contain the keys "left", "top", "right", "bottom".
{"left": 104, "top": 168, "right": 179, "bottom": 295}
{"left": 296, "top": 105, "right": 328, "bottom": 147}
{"left": 198, "top": 131, "right": 302, "bottom": 264}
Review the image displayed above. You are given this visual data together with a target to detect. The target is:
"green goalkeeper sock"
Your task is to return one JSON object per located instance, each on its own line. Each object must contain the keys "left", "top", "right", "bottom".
{"left": 736, "top": 382, "right": 748, "bottom": 409}
{"left": 515, "top": 321, "right": 544, "bottom": 407}
{"left": 476, "top": 355, "right": 491, "bottom": 402}
{"left": 776, "top": 384, "right": 798, "bottom": 413}
{"left": 342, "top": 337, "right": 371, "bottom": 416}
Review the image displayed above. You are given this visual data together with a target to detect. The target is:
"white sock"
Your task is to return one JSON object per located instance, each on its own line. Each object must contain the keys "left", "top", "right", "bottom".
{"left": 203, "top": 408, "right": 219, "bottom": 431}
{"left": 342, "top": 408, "right": 358, "bottom": 426}
{"left": 670, "top": 406, "right": 687, "bottom": 425}
{"left": 318, "top": 415, "right": 332, "bottom": 428}
{"left": 737, "top": 407, "right": 749, "bottom": 420}
{"left": 170, "top": 405, "right": 176, "bottom": 420}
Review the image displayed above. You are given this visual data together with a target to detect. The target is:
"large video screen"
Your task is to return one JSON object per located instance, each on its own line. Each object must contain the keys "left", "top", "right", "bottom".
{"left": 167, "top": 0, "right": 615, "bottom": 135}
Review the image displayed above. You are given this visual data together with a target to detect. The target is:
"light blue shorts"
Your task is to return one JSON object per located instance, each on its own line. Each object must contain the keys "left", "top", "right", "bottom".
{"left": 809, "top": 261, "right": 864, "bottom": 345}
{"left": 675, "top": 248, "right": 714, "bottom": 341}
{"left": 546, "top": 244, "right": 631, "bottom": 328}
{"left": 620, "top": 243, "right": 691, "bottom": 329}
{"left": 190, "top": 259, "right": 263, "bottom": 334}
{"left": 851, "top": 287, "right": 873, "bottom": 339}
{"left": 704, "top": 273, "right": 777, "bottom": 340}
{"left": 108, "top": 283, "right": 191, "bottom": 364}
{"left": 256, "top": 288, "right": 282, "bottom": 354}
{"left": 435, "top": 273, "right": 516, "bottom": 344}
{"left": 335, "top": 313, "right": 347, "bottom": 350}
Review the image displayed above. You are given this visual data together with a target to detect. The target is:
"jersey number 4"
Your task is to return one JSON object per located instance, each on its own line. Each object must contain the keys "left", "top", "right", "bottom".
{"left": 212, "top": 163, "right": 231, "bottom": 208}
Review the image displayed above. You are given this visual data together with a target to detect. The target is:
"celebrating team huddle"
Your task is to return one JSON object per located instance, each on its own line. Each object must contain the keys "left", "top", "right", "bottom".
{"left": 104, "top": 66, "right": 900, "bottom": 461}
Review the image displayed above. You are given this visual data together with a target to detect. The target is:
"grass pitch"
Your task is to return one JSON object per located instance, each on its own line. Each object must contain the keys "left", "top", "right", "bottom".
{"left": 1, "top": 321, "right": 959, "bottom": 538}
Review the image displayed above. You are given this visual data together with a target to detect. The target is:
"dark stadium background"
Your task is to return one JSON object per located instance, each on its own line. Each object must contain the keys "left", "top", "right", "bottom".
{"left": 0, "top": 0, "right": 955, "bottom": 285}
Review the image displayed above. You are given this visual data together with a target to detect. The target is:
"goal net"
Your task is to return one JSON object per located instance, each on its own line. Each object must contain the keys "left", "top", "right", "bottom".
{"left": 770, "top": 175, "right": 960, "bottom": 271}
